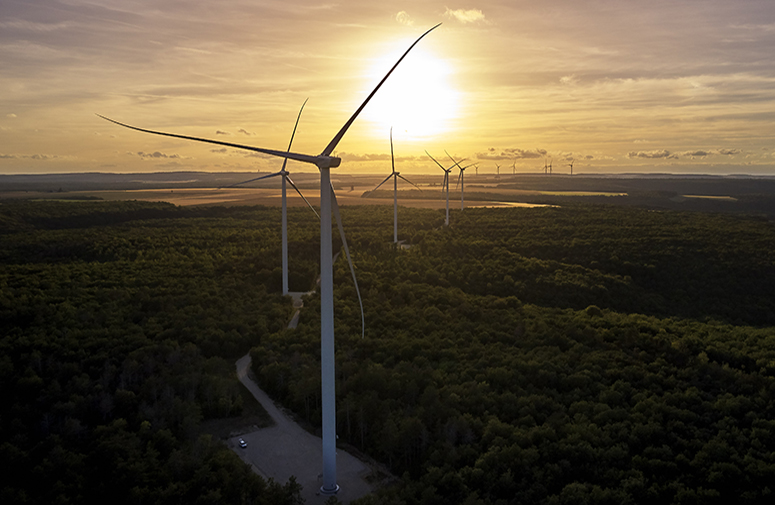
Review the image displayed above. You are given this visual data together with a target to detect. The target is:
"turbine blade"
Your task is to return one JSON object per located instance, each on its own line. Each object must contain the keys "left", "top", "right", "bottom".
{"left": 390, "top": 127, "right": 395, "bottom": 174}
{"left": 222, "top": 171, "right": 281, "bottom": 188}
{"left": 96, "top": 114, "right": 321, "bottom": 166}
{"left": 456, "top": 170, "right": 462, "bottom": 190}
{"left": 286, "top": 175, "right": 320, "bottom": 219}
{"left": 280, "top": 97, "right": 309, "bottom": 173}
{"left": 370, "top": 173, "right": 394, "bottom": 193}
{"left": 321, "top": 24, "right": 441, "bottom": 156}
{"left": 425, "top": 150, "right": 447, "bottom": 171}
{"left": 396, "top": 174, "right": 423, "bottom": 192}
{"left": 330, "top": 185, "right": 365, "bottom": 339}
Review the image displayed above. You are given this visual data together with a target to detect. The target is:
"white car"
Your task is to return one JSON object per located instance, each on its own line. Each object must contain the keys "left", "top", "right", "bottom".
{"left": 239, "top": 438, "right": 247, "bottom": 448}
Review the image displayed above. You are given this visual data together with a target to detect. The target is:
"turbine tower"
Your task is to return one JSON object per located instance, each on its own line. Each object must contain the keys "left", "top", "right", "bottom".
{"left": 511, "top": 159, "right": 516, "bottom": 175}
{"left": 495, "top": 163, "right": 500, "bottom": 178}
{"left": 568, "top": 159, "right": 574, "bottom": 176}
{"left": 226, "top": 99, "right": 318, "bottom": 295}
{"left": 369, "top": 127, "right": 421, "bottom": 243}
{"left": 98, "top": 23, "right": 441, "bottom": 495}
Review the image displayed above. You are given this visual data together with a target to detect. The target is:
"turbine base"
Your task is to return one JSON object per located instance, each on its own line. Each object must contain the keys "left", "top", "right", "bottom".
{"left": 320, "top": 484, "right": 340, "bottom": 495}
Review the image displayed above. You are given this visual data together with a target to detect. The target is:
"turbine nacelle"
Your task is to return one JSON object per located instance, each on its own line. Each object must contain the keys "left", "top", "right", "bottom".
{"left": 316, "top": 156, "right": 341, "bottom": 169}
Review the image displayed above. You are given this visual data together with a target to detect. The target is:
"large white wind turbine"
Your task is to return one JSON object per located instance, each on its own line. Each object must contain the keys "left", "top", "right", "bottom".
{"left": 225, "top": 99, "right": 319, "bottom": 295}
{"left": 369, "top": 127, "right": 422, "bottom": 243}
{"left": 426, "top": 150, "right": 464, "bottom": 226}
{"left": 99, "top": 23, "right": 441, "bottom": 496}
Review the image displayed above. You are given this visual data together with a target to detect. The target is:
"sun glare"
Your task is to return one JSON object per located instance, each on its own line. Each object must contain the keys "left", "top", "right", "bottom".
{"left": 361, "top": 46, "right": 460, "bottom": 141}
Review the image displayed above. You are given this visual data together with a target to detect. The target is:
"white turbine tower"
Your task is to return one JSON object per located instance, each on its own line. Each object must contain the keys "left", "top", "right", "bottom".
{"left": 225, "top": 99, "right": 319, "bottom": 295}
{"left": 369, "top": 127, "right": 422, "bottom": 243}
{"left": 426, "top": 151, "right": 464, "bottom": 226}
{"left": 99, "top": 23, "right": 441, "bottom": 495}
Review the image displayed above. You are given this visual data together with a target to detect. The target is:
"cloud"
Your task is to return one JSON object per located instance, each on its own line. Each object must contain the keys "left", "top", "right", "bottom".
{"left": 476, "top": 147, "right": 546, "bottom": 160}
{"left": 718, "top": 148, "right": 742, "bottom": 155}
{"left": 237, "top": 128, "right": 255, "bottom": 136}
{"left": 1, "top": 154, "right": 17, "bottom": 159}
{"left": 396, "top": 11, "right": 414, "bottom": 26}
{"left": 444, "top": 7, "right": 486, "bottom": 24}
{"left": 211, "top": 148, "right": 228, "bottom": 154}
{"left": 559, "top": 75, "right": 578, "bottom": 86}
{"left": 215, "top": 130, "right": 231, "bottom": 135}
{"left": 683, "top": 150, "right": 712, "bottom": 158}
{"left": 6, "top": 113, "right": 16, "bottom": 118}
{"left": 628, "top": 150, "right": 677, "bottom": 159}
{"left": 135, "top": 151, "right": 181, "bottom": 159}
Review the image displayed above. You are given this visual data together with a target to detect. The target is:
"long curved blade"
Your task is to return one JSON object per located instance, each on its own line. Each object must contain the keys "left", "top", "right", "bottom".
{"left": 96, "top": 114, "right": 321, "bottom": 166}
{"left": 280, "top": 98, "right": 309, "bottom": 172}
{"left": 396, "top": 174, "right": 423, "bottom": 192}
{"left": 390, "top": 127, "right": 396, "bottom": 174}
{"left": 330, "top": 185, "right": 365, "bottom": 339}
{"left": 456, "top": 170, "right": 462, "bottom": 190}
{"left": 370, "top": 173, "right": 394, "bottom": 193}
{"left": 321, "top": 24, "right": 441, "bottom": 157}
{"left": 286, "top": 175, "right": 320, "bottom": 219}
{"left": 223, "top": 171, "right": 281, "bottom": 188}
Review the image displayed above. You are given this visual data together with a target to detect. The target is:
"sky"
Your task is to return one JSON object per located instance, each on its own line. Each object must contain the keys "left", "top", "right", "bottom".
{"left": 2, "top": 0, "right": 775, "bottom": 176}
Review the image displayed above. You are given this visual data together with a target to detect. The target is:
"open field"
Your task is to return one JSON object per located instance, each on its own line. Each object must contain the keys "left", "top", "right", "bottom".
{"left": 4, "top": 172, "right": 775, "bottom": 216}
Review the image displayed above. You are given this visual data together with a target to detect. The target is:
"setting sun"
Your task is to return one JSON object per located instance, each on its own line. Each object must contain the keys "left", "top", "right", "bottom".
{"left": 361, "top": 46, "right": 460, "bottom": 142}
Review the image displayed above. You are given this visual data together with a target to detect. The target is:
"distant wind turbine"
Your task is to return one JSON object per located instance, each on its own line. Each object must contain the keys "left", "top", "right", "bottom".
{"left": 225, "top": 99, "right": 319, "bottom": 296}
{"left": 369, "top": 127, "right": 422, "bottom": 243}
{"left": 98, "top": 23, "right": 441, "bottom": 496}
{"left": 495, "top": 163, "right": 500, "bottom": 178}
{"left": 568, "top": 159, "right": 574, "bottom": 176}
{"left": 511, "top": 159, "right": 517, "bottom": 175}
{"left": 447, "top": 151, "right": 476, "bottom": 210}
{"left": 426, "top": 150, "right": 464, "bottom": 226}
{"left": 548, "top": 158, "right": 553, "bottom": 175}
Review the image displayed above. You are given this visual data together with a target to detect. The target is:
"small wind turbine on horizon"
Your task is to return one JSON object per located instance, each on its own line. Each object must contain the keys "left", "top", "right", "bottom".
{"left": 369, "top": 127, "right": 422, "bottom": 243}
{"left": 224, "top": 99, "right": 319, "bottom": 295}
{"left": 98, "top": 23, "right": 441, "bottom": 496}
{"left": 511, "top": 159, "right": 517, "bottom": 175}
{"left": 495, "top": 163, "right": 500, "bottom": 178}
{"left": 568, "top": 159, "right": 575, "bottom": 176}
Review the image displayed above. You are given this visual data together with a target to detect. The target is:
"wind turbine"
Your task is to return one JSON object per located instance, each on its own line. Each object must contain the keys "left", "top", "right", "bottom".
{"left": 369, "top": 127, "right": 422, "bottom": 243}
{"left": 511, "top": 159, "right": 516, "bottom": 175}
{"left": 548, "top": 158, "right": 553, "bottom": 175}
{"left": 225, "top": 99, "right": 319, "bottom": 296}
{"left": 98, "top": 23, "right": 441, "bottom": 496}
{"left": 447, "top": 151, "right": 475, "bottom": 210}
{"left": 426, "top": 150, "right": 464, "bottom": 226}
{"left": 495, "top": 163, "right": 500, "bottom": 178}
{"left": 568, "top": 159, "right": 574, "bottom": 176}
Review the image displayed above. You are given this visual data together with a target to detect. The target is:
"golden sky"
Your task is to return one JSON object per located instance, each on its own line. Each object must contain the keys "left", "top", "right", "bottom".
{"left": 2, "top": 0, "right": 775, "bottom": 175}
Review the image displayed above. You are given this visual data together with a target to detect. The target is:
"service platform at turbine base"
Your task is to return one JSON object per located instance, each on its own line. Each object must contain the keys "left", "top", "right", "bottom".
{"left": 320, "top": 484, "right": 340, "bottom": 495}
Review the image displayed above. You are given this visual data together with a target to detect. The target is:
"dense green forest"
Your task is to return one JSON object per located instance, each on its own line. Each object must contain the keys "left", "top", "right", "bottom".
{"left": 3, "top": 199, "right": 775, "bottom": 504}
{"left": 0, "top": 200, "right": 307, "bottom": 504}
{"left": 251, "top": 204, "right": 775, "bottom": 504}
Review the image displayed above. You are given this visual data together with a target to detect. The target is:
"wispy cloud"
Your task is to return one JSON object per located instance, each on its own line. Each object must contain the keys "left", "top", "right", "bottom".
{"left": 628, "top": 150, "right": 678, "bottom": 159}
{"left": 444, "top": 7, "right": 485, "bottom": 24}
{"left": 237, "top": 128, "right": 255, "bottom": 136}
{"left": 134, "top": 151, "right": 181, "bottom": 159}
{"left": 215, "top": 130, "right": 231, "bottom": 136}
{"left": 396, "top": 11, "right": 414, "bottom": 27}
{"left": 476, "top": 147, "right": 546, "bottom": 160}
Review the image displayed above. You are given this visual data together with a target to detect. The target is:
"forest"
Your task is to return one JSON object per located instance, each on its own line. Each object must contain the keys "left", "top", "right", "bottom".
{"left": 2, "top": 198, "right": 775, "bottom": 504}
